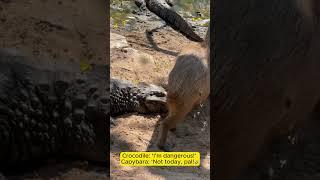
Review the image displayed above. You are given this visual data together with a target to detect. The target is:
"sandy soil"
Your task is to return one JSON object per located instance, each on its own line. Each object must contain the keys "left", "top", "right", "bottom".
{"left": 0, "top": 0, "right": 106, "bottom": 65}
{"left": 110, "top": 13, "right": 210, "bottom": 179}
{"left": 0, "top": 0, "right": 108, "bottom": 179}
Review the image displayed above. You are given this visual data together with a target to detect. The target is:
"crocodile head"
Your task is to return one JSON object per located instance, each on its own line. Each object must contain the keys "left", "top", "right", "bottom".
{"left": 110, "top": 79, "right": 167, "bottom": 116}
{"left": 135, "top": 82, "right": 167, "bottom": 114}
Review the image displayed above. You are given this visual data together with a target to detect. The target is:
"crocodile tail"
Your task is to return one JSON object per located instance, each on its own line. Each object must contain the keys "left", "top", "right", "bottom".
{"left": 145, "top": 0, "right": 204, "bottom": 42}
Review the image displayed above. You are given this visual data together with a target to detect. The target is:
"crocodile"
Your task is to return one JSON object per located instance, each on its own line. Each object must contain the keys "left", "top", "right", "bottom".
{"left": 141, "top": 0, "right": 204, "bottom": 42}
{"left": 0, "top": 48, "right": 168, "bottom": 175}
{"left": 0, "top": 48, "right": 108, "bottom": 173}
{"left": 110, "top": 78, "right": 167, "bottom": 117}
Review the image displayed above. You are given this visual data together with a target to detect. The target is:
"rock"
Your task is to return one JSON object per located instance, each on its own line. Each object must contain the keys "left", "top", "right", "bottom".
{"left": 134, "top": 52, "right": 155, "bottom": 66}
{"left": 188, "top": 18, "right": 210, "bottom": 27}
{"left": 122, "top": 47, "right": 138, "bottom": 54}
{"left": 110, "top": 33, "right": 129, "bottom": 49}
{"left": 195, "top": 19, "right": 210, "bottom": 27}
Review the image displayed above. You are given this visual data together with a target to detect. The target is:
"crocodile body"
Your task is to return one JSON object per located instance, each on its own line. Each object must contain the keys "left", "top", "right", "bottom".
{"left": 110, "top": 78, "right": 167, "bottom": 117}
{"left": 0, "top": 48, "right": 167, "bottom": 173}
{"left": 0, "top": 49, "right": 108, "bottom": 171}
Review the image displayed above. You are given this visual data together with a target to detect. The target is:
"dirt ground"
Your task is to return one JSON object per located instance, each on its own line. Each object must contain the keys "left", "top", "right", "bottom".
{"left": 0, "top": 0, "right": 106, "bottom": 65}
{"left": 110, "top": 13, "right": 210, "bottom": 179}
{"left": 0, "top": 0, "right": 108, "bottom": 179}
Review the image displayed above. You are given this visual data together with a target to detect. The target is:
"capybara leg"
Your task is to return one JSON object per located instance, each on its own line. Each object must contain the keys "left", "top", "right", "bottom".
{"left": 157, "top": 105, "right": 193, "bottom": 150}
{"left": 157, "top": 114, "right": 179, "bottom": 150}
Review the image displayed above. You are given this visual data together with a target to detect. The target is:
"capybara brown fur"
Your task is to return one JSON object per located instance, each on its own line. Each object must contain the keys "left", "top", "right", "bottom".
{"left": 157, "top": 29, "right": 210, "bottom": 150}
